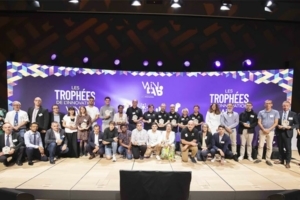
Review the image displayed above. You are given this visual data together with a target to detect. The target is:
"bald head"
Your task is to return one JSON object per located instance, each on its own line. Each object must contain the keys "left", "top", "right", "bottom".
{"left": 187, "top": 120, "right": 195, "bottom": 131}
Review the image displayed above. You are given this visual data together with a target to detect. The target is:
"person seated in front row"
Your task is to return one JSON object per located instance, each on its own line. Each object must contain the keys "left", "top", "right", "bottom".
{"left": 144, "top": 123, "right": 162, "bottom": 160}
{"left": 118, "top": 124, "right": 132, "bottom": 160}
{"left": 103, "top": 121, "right": 118, "bottom": 162}
{"left": 197, "top": 123, "right": 215, "bottom": 162}
{"left": 87, "top": 125, "right": 104, "bottom": 159}
{"left": 160, "top": 123, "right": 175, "bottom": 161}
{"left": 24, "top": 122, "right": 48, "bottom": 165}
{"left": 131, "top": 122, "right": 148, "bottom": 160}
{"left": 211, "top": 125, "right": 234, "bottom": 164}
{"left": 45, "top": 122, "right": 69, "bottom": 164}
{"left": 181, "top": 120, "right": 198, "bottom": 163}
{"left": 0, "top": 123, "right": 24, "bottom": 166}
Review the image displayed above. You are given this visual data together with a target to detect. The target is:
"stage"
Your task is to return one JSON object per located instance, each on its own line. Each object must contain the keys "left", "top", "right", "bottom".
{"left": 1, "top": 151, "right": 300, "bottom": 200}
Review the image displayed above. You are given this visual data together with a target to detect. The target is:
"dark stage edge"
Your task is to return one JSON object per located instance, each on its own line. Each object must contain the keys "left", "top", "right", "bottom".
{"left": 18, "top": 188, "right": 285, "bottom": 200}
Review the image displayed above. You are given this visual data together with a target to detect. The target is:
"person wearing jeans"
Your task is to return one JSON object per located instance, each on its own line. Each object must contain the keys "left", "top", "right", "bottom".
{"left": 118, "top": 124, "right": 132, "bottom": 159}
{"left": 103, "top": 121, "right": 118, "bottom": 162}
{"left": 238, "top": 102, "right": 258, "bottom": 162}
{"left": 131, "top": 122, "right": 148, "bottom": 160}
{"left": 254, "top": 100, "right": 280, "bottom": 166}
{"left": 45, "top": 122, "right": 69, "bottom": 164}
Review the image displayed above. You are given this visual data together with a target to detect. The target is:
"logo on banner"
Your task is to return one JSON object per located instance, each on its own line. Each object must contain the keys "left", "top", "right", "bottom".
{"left": 142, "top": 82, "right": 163, "bottom": 97}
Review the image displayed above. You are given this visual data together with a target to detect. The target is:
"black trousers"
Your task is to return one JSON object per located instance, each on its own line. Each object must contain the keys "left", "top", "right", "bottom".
{"left": 26, "top": 147, "right": 48, "bottom": 162}
{"left": 131, "top": 145, "right": 147, "bottom": 159}
{"left": 0, "top": 146, "right": 25, "bottom": 164}
{"left": 278, "top": 132, "right": 292, "bottom": 163}
{"left": 65, "top": 132, "right": 78, "bottom": 158}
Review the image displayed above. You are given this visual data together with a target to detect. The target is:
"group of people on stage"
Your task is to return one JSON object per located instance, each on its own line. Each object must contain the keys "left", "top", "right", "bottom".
{"left": 0, "top": 96, "right": 299, "bottom": 169}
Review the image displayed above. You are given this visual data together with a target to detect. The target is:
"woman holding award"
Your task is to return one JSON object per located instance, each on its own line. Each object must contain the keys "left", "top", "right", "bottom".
{"left": 76, "top": 106, "right": 92, "bottom": 156}
{"left": 160, "top": 123, "right": 176, "bottom": 161}
{"left": 63, "top": 107, "right": 78, "bottom": 158}
{"left": 205, "top": 103, "right": 221, "bottom": 134}
{"left": 113, "top": 105, "right": 128, "bottom": 133}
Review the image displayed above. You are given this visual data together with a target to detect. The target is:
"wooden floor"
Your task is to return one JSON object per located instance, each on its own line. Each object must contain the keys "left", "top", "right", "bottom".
{"left": 1, "top": 151, "right": 300, "bottom": 200}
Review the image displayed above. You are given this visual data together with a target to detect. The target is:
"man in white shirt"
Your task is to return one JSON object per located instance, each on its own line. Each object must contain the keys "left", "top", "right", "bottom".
{"left": 45, "top": 122, "right": 69, "bottom": 164}
{"left": 24, "top": 122, "right": 48, "bottom": 165}
{"left": 99, "top": 97, "right": 115, "bottom": 132}
{"left": 131, "top": 122, "right": 148, "bottom": 160}
{"left": 144, "top": 123, "right": 162, "bottom": 160}
{"left": 5, "top": 101, "right": 29, "bottom": 137}
{"left": 85, "top": 96, "right": 100, "bottom": 128}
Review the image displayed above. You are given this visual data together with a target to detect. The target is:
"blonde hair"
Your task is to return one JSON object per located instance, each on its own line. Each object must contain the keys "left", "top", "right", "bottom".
{"left": 181, "top": 108, "right": 189, "bottom": 115}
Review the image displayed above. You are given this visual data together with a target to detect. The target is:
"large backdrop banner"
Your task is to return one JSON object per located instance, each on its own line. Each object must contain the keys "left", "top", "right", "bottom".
{"left": 6, "top": 61, "right": 295, "bottom": 147}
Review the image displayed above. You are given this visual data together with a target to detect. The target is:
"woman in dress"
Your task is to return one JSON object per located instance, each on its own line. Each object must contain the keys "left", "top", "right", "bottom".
{"left": 205, "top": 103, "right": 221, "bottom": 134}
{"left": 63, "top": 107, "right": 78, "bottom": 158}
{"left": 76, "top": 106, "right": 92, "bottom": 156}
{"left": 113, "top": 105, "right": 128, "bottom": 133}
{"left": 160, "top": 123, "right": 175, "bottom": 161}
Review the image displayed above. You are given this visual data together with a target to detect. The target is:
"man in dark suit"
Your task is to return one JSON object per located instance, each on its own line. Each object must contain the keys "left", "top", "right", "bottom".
{"left": 211, "top": 125, "right": 235, "bottom": 164}
{"left": 197, "top": 123, "right": 215, "bottom": 161}
{"left": 0, "top": 123, "right": 24, "bottom": 166}
{"left": 27, "top": 97, "right": 50, "bottom": 147}
{"left": 274, "top": 101, "right": 299, "bottom": 168}
{"left": 45, "top": 122, "right": 69, "bottom": 164}
{"left": 87, "top": 125, "right": 104, "bottom": 159}
{"left": 48, "top": 104, "right": 65, "bottom": 129}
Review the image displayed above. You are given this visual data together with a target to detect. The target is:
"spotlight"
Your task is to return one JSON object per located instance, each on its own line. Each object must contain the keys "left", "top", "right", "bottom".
{"left": 214, "top": 61, "right": 221, "bottom": 68}
{"left": 220, "top": 0, "right": 232, "bottom": 11}
{"left": 131, "top": 0, "right": 141, "bottom": 6}
{"left": 264, "top": 0, "right": 276, "bottom": 12}
{"left": 69, "top": 0, "right": 79, "bottom": 3}
{"left": 157, "top": 61, "right": 163, "bottom": 67}
{"left": 28, "top": 0, "right": 40, "bottom": 7}
{"left": 171, "top": 0, "right": 181, "bottom": 8}
{"left": 51, "top": 54, "right": 57, "bottom": 60}
{"left": 83, "top": 57, "right": 89, "bottom": 63}
{"left": 184, "top": 61, "right": 190, "bottom": 67}
{"left": 114, "top": 59, "right": 120, "bottom": 65}
{"left": 243, "top": 59, "right": 252, "bottom": 66}
{"left": 143, "top": 60, "right": 149, "bottom": 67}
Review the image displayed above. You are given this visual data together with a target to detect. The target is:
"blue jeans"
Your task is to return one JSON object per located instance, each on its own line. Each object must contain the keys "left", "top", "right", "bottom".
{"left": 47, "top": 142, "right": 69, "bottom": 160}
{"left": 197, "top": 149, "right": 216, "bottom": 161}
{"left": 105, "top": 142, "right": 117, "bottom": 157}
{"left": 118, "top": 146, "right": 132, "bottom": 159}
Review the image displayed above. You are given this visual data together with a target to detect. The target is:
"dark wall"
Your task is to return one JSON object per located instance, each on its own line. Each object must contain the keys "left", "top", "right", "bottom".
{"left": 0, "top": 12, "right": 300, "bottom": 111}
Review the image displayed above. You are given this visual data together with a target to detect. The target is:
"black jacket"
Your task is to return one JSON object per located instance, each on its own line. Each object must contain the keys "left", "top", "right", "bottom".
{"left": 198, "top": 131, "right": 213, "bottom": 150}
{"left": 238, "top": 110, "right": 258, "bottom": 134}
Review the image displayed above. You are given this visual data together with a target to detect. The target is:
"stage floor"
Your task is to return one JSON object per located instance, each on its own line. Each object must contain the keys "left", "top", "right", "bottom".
{"left": 1, "top": 151, "right": 300, "bottom": 200}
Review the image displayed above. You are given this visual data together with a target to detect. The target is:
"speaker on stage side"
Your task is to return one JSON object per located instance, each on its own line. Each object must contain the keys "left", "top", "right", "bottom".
{"left": 120, "top": 170, "right": 191, "bottom": 200}
{"left": 268, "top": 190, "right": 300, "bottom": 200}
{"left": 0, "top": 188, "right": 35, "bottom": 200}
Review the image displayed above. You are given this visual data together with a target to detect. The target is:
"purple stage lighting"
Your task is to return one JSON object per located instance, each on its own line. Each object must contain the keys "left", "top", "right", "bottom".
{"left": 215, "top": 61, "right": 221, "bottom": 67}
{"left": 245, "top": 59, "right": 252, "bottom": 66}
{"left": 83, "top": 57, "right": 89, "bottom": 63}
{"left": 157, "top": 61, "right": 163, "bottom": 67}
{"left": 51, "top": 54, "right": 56, "bottom": 60}
{"left": 114, "top": 59, "right": 120, "bottom": 65}
{"left": 143, "top": 61, "right": 149, "bottom": 66}
{"left": 184, "top": 61, "right": 190, "bottom": 67}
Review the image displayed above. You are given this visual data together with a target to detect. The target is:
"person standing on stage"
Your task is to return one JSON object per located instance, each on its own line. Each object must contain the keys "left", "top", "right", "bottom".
{"left": 63, "top": 107, "right": 78, "bottom": 158}
{"left": 238, "top": 102, "right": 258, "bottom": 162}
{"left": 126, "top": 100, "right": 143, "bottom": 131}
{"left": 76, "top": 106, "right": 92, "bottom": 156}
{"left": 131, "top": 122, "right": 148, "bottom": 160}
{"left": 168, "top": 104, "right": 180, "bottom": 138}
{"left": 145, "top": 123, "right": 161, "bottom": 160}
{"left": 181, "top": 120, "right": 198, "bottom": 163}
{"left": 205, "top": 103, "right": 221, "bottom": 134}
{"left": 142, "top": 104, "right": 156, "bottom": 131}
{"left": 177, "top": 108, "right": 189, "bottom": 152}
{"left": 254, "top": 100, "right": 280, "bottom": 166}
{"left": 189, "top": 105, "right": 204, "bottom": 131}
{"left": 113, "top": 105, "right": 128, "bottom": 133}
{"left": 5, "top": 101, "right": 29, "bottom": 138}
{"left": 274, "top": 101, "right": 299, "bottom": 168}
{"left": 99, "top": 97, "right": 114, "bottom": 132}
{"left": 27, "top": 97, "right": 49, "bottom": 147}
{"left": 48, "top": 104, "right": 65, "bottom": 129}
{"left": 85, "top": 97, "right": 99, "bottom": 129}
{"left": 220, "top": 103, "right": 239, "bottom": 160}
{"left": 0, "top": 108, "right": 7, "bottom": 135}
{"left": 197, "top": 123, "right": 214, "bottom": 162}
{"left": 155, "top": 103, "right": 169, "bottom": 132}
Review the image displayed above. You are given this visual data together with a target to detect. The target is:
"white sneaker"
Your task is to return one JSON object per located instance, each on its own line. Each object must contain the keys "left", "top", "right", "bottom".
{"left": 211, "top": 158, "right": 215, "bottom": 162}
{"left": 156, "top": 155, "right": 161, "bottom": 160}
{"left": 238, "top": 156, "right": 243, "bottom": 161}
{"left": 248, "top": 157, "right": 253, "bottom": 162}
{"left": 112, "top": 154, "right": 116, "bottom": 162}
